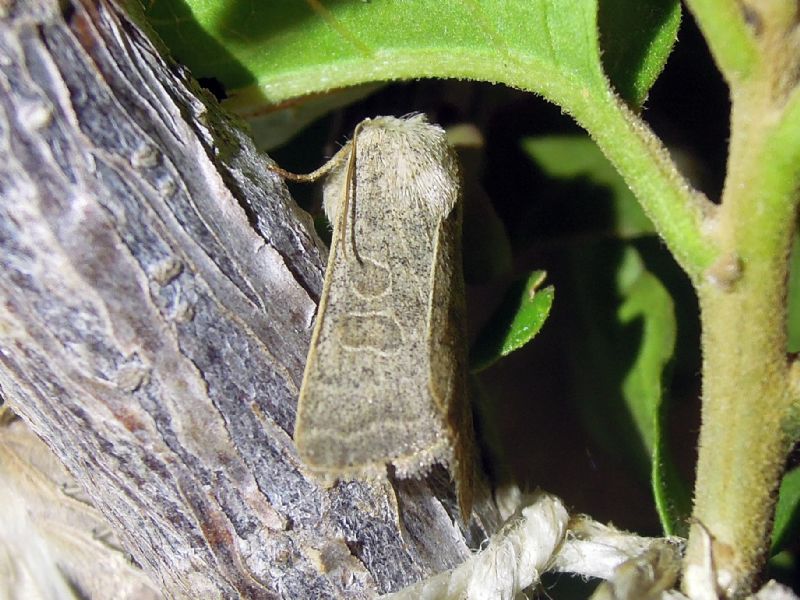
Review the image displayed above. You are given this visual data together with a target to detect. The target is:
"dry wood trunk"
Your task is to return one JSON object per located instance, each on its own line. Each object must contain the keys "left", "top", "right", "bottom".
{"left": 0, "top": 1, "right": 489, "bottom": 597}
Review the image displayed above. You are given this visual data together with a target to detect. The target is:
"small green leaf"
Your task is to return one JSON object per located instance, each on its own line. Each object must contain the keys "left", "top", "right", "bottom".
{"left": 771, "top": 466, "right": 800, "bottom": 554}
{"left": 767, "top": 549, "right": 797, "bottom": 585}
{"left": 569, "top": 244, "right": 689, "bottom": 534}
{"left": 522, "top": 135, "right": 655, "bottom": 239}
{"left": 470, "top": 271, "right": 554, "bottom": 373}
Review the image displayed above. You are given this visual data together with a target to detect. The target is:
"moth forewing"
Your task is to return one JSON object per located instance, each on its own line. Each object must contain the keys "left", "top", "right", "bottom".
{"left": 294, "top": 115, "right": 474, "bottom": 517}
{"left": 426, "top": 189, "right": 474, "bottom": 516}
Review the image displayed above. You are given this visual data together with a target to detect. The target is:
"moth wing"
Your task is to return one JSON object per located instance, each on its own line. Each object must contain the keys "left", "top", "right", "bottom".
{"left": 426, "top": 198, "right": 474, "bottom": 516}
{"left": 294, "top": 158, "right": 448, "bottom": 480}
{"left": 294, "top": 115, "right": 475, "bottom": 519}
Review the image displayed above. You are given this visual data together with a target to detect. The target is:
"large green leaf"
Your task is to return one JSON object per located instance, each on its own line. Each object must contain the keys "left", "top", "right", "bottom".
{"left": 569, "top": 245, "right": 689, "bottom": 534}
{"left": 144, "top": 0, "right": 679, "bottom": 109}
{"left": 617, "top": 249, "right": 690, "bottom": 535}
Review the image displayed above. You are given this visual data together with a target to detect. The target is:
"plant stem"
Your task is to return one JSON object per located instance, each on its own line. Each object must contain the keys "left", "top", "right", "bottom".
{"left": 570, "top": 92, "right": 718, "bottom": 280}
{"left": 684, "top": 76, "right": 800, "bottom": 597}
{"left": 684, "top": 0, "right": 758, "bottom": 83}
{"left": 688, "top": 265, "right": 793, "bottom": 597}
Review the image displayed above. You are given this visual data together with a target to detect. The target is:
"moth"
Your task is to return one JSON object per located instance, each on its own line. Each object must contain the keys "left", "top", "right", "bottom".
{"left": 279, "top": 114, "right": 474, "bottom": 516}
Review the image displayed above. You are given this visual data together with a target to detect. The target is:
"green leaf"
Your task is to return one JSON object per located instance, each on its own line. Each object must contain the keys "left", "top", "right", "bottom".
{"left": 470, "top": 271, "right": 554, "bottom": 373}
{"left": 771, "top": 466, "right": 800, "bottom": 554}
{"left": 144, "top": 0, "right": 256, "bottom": 90}
{"left": 522, "top": 134, "right": 655, "bottom": 240}
{"left": 570, "top": 244, "right": 689, "bottom": 534}
{"left": 598, "top": 0, "right": 681, "bottom": 107}
{"left": 617, "top": 249, "right": 690, "bottom": 535}
{"left": 143, "top": 0, "right": 678, "bottom": 109}
{"left": 767, "top": 550, "right": 797, "bottom": 586}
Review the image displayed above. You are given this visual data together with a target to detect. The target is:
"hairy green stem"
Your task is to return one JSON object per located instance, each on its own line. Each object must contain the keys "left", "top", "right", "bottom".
{"left": 680, "top": 2, "right": 800, "bottom": 594}
{"left": 684, "top": 75, "right": 800, "bottom": 596}
{"left": 683, "top": 0, "right": 758, "bottom": 83}
{"left": 568, "top": 91, "right": 718, "bottom": 279}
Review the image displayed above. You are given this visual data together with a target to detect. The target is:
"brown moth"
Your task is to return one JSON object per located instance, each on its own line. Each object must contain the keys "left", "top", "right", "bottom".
{"left": 283, "top": 114, "right": 474, "bottom": 516}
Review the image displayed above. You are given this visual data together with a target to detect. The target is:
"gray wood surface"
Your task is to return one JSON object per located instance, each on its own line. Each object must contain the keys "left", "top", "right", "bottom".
{"left": 0, "top": 1, "right": 491, "bottom": 597}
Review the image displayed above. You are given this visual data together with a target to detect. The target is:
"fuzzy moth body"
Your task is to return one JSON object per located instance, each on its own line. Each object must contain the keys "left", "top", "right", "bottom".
{"left": 295, "top": 114, "right": 474, "bottom": 516}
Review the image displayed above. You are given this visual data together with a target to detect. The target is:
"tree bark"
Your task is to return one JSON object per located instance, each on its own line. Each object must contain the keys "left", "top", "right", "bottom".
{"left": 0, "top": 1, "right": 488, "bottom": 597}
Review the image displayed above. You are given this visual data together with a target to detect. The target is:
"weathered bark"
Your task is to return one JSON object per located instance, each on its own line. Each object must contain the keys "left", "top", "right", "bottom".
{"left": 0, "top": 0, "right": 488, "bottom": 597}
{"left": 0, "top": 415, "right": 164, "bottom": 598}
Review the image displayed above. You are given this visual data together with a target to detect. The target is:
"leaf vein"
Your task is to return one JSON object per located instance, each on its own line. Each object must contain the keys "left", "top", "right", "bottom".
{"left": 305, "top": 0, "right": 373, "bottom": 58}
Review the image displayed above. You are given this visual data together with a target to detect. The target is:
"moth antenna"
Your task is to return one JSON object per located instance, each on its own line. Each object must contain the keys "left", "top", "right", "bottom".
{"left": 267, "top": 149, "right": 347, "bottom": 182}
{"left": 269, "top": 124, "right": 366, "bottom": 265}
{"left": 343, "top": 120, "right": 365, "bottom": 264}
